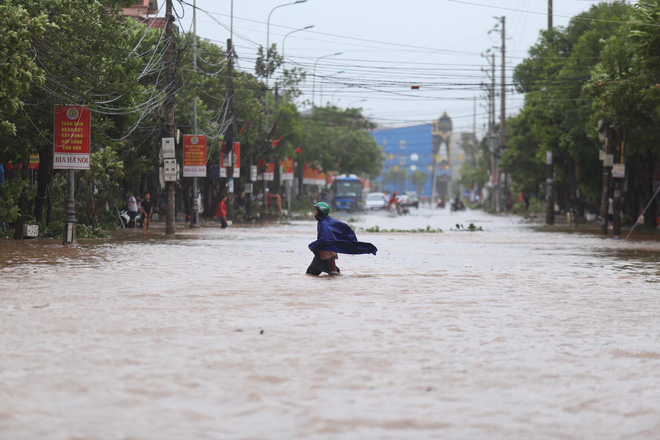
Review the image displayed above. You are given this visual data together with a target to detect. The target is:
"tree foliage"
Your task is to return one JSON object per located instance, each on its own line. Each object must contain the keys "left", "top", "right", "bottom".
{"left": 507, "top": 1, "right": 638, "bottom": 209}
{"left": 0, "top": 2, "right": 382, "bottom": 234}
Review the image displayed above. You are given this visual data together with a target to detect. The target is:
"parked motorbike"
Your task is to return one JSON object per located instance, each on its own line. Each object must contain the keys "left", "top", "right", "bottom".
{"left": 117, "top": 209, "right": 143, "bottom": 229}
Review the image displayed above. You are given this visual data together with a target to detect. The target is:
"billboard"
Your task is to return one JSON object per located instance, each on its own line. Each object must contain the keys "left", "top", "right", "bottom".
{"left": 183, "top": 135, "right": 207, "bottom": 177}
{"left": 53, "top": 105, "right": 90, "bottom": 170}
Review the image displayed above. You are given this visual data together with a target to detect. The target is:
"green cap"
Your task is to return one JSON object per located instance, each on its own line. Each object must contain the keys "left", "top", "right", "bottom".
{"left": 313, "top": 202, "right": 330, "bottom": 216}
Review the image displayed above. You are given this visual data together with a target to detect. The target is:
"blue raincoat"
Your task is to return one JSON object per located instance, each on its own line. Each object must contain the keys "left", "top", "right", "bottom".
{"left": 309, "top": 214, "right": 377, "bottom": 255}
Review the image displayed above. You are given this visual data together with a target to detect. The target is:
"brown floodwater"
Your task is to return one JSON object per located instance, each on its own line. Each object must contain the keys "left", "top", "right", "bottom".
{"left": 1, "top": 207, "right": 659, "bottom": 439}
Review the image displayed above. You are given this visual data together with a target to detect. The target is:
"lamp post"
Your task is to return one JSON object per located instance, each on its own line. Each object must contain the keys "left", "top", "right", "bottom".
{"left": 265, "top": 0, "right": 307, "bottom": 128}
{"left": 312, "top": 52, "right": 342, "bottom": 107}
{"left": 282, "top": 24, "right": 314, "bottom": 65}
{"left": 319, "top": 70, "right": 344, "bottom": 106}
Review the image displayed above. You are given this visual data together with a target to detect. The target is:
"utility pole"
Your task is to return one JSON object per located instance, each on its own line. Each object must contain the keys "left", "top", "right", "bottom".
{"left": 499, "top": 16, "right": 506, "bottom": 152}
{"left": 165, "top": 0, "right": 176, "bottom": 234}
{"left": 226, "top": 37, "right": 235, "bottom": 223}
{"left": 546, "top": 6, "right": 555, "bottom": 225}
{"left": 499, "top": 16, "right": 506, "bottom": 211}
{"left": 190, "top": 0, "right": 200, "bottom": 228}
{"left": 491, "top": 53, "right": 499, "bottom": 212}
{"left": 599, "top": 128, "right": 612, "bottom": 235}
{"left": 613, "top": 134, "right": 622, "bottom": 237}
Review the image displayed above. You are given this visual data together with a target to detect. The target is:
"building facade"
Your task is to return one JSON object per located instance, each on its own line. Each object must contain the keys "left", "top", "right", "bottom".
{"left": 370, "top": 113, "right": 462, "bottom": 200}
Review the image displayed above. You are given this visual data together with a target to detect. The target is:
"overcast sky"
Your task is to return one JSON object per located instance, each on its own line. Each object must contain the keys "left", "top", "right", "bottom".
{"left": 171, "top": 0, "right": 629, "bottom": 135}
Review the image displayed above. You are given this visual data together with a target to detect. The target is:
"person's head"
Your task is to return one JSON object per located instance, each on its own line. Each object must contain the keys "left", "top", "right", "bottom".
{"left": 144, "top": 193, "right": 150, "bottom": 201}
{"left": 313, "top": 202, "right": 330, "bottom": 218}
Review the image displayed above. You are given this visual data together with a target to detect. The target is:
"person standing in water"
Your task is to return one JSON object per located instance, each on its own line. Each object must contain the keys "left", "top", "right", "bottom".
{"left": 141, "top": 193, "right": 154, "bottom": 232}
{"left": 306, "top": 202, "right": 377, "bottom": 276}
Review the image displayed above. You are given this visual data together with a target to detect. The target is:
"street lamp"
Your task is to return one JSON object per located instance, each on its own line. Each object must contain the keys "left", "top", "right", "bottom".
{"left": 282, "top": 24, "right": 314, "bottom": 66}
{"left": 312, "top": 52, "right": 343, "bottom": 107}
{"left": 265, "top": 0, "right": 307, "bottom": 127}
{"left": 346, "top": 98, "right": 367, "bottom": 108}
{"left": 320, "top": 70, "right": 344, "bottom": 106}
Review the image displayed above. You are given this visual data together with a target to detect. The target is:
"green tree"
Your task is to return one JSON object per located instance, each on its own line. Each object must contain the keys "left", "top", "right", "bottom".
{"left": 410, "top": 170, "right": 428, "bottom": 195}
{"left": 3, "top": 0, "right": 154, "bottom": 236}
{"left": 301, "top": 106, "right": 383, "bottom": 180}
{"left": 0, "top": 1, "right": 52, "bottom": 136}
{"left": 385, "top": 167, "right": 406, "bottom": 190}
{"left": 509, "top": 1, "right": 632, "bottom": 212}
{"left": 586, "top": 0, "right": 660, "bottom": 226}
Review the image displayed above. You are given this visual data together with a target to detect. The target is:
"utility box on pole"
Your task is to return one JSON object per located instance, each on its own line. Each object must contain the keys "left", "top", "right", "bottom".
{"left": 161, "top": 138, "right": 177, "bottom": 182}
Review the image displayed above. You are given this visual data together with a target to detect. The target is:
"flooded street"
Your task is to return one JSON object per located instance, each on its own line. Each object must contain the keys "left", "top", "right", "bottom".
{"left": 1, "top": 206, "right": 659, "bottom": 439}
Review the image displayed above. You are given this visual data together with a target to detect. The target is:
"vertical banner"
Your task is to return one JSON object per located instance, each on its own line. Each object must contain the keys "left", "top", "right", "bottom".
{"left": 303, "top": 164, "right": 315, "bottom": 185}
{"left": 257, "top": 159, "right": 274, "bottom": 181}
{"left": 232, "top": 142, "right": 240, "bottom": 178}
{"left": 265, "top": 162, "right": 275, "bottom": 181}
{"left": 257, "top": 158, "right": 265, "bottom": 181}
{"left": 29, "top": 153, "right": 40, "bottom": 170}
{"left": 183, "top": 135, "right": 207, "bottom": 177}
{"left": 326, "top": 171, "right": 338, "bottom": 186}
{"left": 220, "top": 142, "right": 228, "bottom": 177}
{"left": 220, "top": 142, "right": 228, "bottom": 168}
{"left": 53, "top": 105, "right": 90, "bottom": 170}
{"left": 280, "top": 157, "right": 294, "bottom": 181}
{"left": 317, "top": 171, "right": 327, "bottom": 186}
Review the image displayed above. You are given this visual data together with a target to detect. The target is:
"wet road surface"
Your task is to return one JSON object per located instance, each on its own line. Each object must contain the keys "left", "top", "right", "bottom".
{"left": 1, "top": 206, "right": 659, "bottom": 439}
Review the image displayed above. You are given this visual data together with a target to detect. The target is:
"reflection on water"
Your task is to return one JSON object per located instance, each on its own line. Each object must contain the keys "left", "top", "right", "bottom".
{"left": 1, "top": 207, "right": 659, "bottom": 439}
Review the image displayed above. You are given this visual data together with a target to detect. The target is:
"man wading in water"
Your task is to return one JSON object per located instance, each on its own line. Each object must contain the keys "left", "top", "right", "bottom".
{"left": 306, "top": 202, "right": 377, "bottom": 276}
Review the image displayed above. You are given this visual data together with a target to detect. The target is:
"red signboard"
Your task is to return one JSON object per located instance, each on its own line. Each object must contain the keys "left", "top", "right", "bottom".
{"left": 232, "top": 142, "right": 240, "bottom": 177}
{"left": 53, "top": 105, "right": 90, "bottom": 170}
{"left": 183, "top": 135, "right": 207, "bottom": 177}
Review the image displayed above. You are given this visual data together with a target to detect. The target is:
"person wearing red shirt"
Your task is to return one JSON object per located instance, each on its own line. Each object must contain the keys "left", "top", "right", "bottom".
{"left": 214, "top": 195, "right": 228, "bottom": 229}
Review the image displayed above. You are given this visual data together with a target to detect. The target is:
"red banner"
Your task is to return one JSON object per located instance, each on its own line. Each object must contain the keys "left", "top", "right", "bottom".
{"left": 233, "top": 142, "right": 240, "bottom": 169}
{"left": 53, "top": 105, "right": 91, "bottom": 170}
{"left": 183, "top": 135, "right": 207, "bottom": 177}
{"left": 232, "top": 142, "right": 240, "bottom": 178}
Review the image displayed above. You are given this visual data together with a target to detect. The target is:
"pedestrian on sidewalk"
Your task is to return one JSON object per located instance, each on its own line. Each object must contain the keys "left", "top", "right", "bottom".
{"left": 141, "top": 192, "right": 154, "bottom": 232}
{"left": 306, "top": 202, "right": 377, "bottom": 276}
{"left": 126, "top": 193, "right": 138, "bottom": 229}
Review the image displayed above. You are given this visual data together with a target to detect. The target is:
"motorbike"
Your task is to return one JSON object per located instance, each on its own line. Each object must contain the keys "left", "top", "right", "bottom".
{"left": 387, "top": 202, "right": 409, "bottom": 216}
{"left": 117, "top": 209, "right": 143, "bottom": 229}
{"left": 450, "top": 199, "right": 466, "bottom": 212}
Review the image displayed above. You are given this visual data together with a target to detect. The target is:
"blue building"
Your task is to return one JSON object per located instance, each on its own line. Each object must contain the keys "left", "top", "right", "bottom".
{"left": 370, "top": 113, "right": 454, "bottom": 199}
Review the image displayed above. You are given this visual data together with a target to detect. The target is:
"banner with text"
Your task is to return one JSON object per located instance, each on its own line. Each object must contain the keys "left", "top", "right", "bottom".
{"left": 280, "top": 157, "right": 294, "bottom": 181}
{"left": 232, "top": 142, "right": 240, "bottom": 178}
{"left": 258, "top": 159, "right": 275, "bottom": 181}
{"left": 53, "top": 105, "right": 90, "bottom": 170}
{"left": 183, "top": 135, "right": 207, "bottom": 177}
{"left": 303, "top": 164, "right": 316, "bottom": 185}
